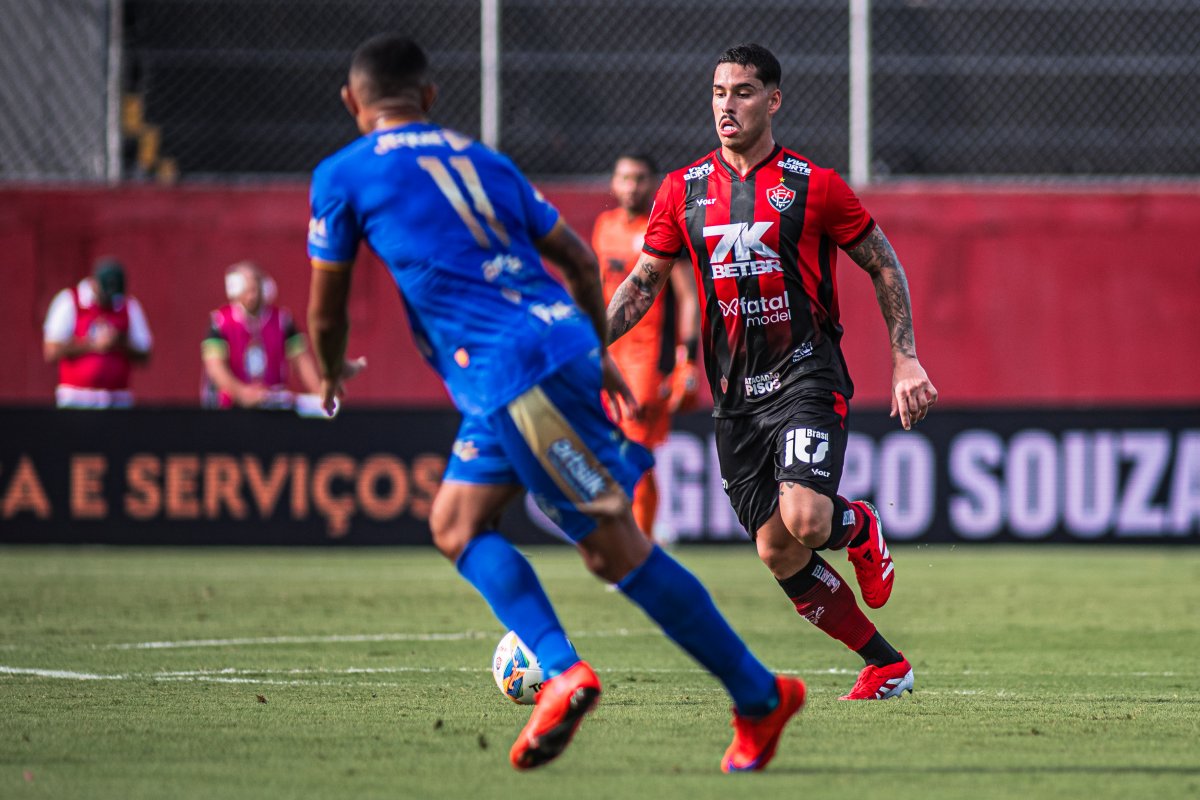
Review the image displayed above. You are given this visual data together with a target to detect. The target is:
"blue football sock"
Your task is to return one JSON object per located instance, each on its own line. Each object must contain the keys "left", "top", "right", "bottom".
{"left": 455, "top": 531, "right": 578, "bottom": 677}
{"left": 618, "top": 546, "right": 778, "bottom": 717}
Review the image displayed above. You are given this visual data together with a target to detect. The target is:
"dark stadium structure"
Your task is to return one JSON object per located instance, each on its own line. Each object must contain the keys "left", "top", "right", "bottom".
{"left": 120, "top": 0, "right": 1200, "bottom": 179}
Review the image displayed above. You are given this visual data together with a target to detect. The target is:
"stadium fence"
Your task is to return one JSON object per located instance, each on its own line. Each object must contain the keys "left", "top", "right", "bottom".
{"left": 1, "top": 0, "right": 1196, "bottom": 182}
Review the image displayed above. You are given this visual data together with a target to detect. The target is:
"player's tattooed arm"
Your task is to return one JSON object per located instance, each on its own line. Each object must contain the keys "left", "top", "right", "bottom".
{"left": 848, "top": 224, "right": 939, "bottom": 429}
{"left": 607, "top": 255, "right": 673, "bottom": 343}
{"left": 847, "top": 225, "right": 916, "bottom": 360}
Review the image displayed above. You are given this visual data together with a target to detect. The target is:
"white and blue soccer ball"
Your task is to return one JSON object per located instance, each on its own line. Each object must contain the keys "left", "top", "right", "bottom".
{"left": 492, "top": 630, "right": 544, "bottom": 705}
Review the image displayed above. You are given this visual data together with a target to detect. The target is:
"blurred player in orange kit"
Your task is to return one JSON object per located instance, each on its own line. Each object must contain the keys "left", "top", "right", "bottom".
{"left": 593, "top": 154, "right": 701, "bottom": 538}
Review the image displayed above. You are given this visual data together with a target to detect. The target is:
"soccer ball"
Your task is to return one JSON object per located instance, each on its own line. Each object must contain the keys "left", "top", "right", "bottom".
{"left": 492, "top": 630, "right": 544, "bottom": 705}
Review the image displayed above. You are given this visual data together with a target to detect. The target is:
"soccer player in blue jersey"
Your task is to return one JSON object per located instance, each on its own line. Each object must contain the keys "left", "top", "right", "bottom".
{"left": 306, "top": 34, "right": 804, "bottom": 773}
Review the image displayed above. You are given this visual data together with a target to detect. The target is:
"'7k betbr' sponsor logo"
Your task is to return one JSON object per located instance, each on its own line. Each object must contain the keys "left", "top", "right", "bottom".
{"left": 704, "top": 222, "right": 782, "bottom": 279}
{"left": 718, "top": 293, "right": 792, "bottom": 327}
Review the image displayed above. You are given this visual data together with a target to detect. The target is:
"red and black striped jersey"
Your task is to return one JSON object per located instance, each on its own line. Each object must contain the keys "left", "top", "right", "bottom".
{"left": 643, "top": 145, "right": 874, "bottom": 417}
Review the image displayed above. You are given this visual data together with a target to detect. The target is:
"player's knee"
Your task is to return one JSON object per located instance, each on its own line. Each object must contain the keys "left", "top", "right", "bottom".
{"left": 755, "top": 532, "right": 814, "bottom": 578}
{"left": 428, "top": 497, "right": 480, "bottom": 561}
{"left": 748, "top": 534, "right": 787, "bottom": 573}
{"left": 755, "top": 535, "right": 790, "bottom": 572}
{"left": 792, "top": 526, "right": 829, "bottom": 550}
{"left": 577, "top": 547, "right": 623, "bottom": 584}
{"left": 781, "top": 505, "right": 830, "bottom": 549}
{"left": 577, "top": 514, "right": 652, "bottom": 584}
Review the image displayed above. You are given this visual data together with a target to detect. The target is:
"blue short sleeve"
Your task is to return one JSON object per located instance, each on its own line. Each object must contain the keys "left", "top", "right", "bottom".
{"left": 503, "top": 156, "right": 559, "bottom": 241}
{"left": 308, "top": 161, "right": 361, "bottom": 262}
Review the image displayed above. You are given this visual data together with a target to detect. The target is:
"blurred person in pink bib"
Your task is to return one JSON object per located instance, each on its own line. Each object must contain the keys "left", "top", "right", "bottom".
{"left": 202, "top": 261, "right": 364, "bottom": 411}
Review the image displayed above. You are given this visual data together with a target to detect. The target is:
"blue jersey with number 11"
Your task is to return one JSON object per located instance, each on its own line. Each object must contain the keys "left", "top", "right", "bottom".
{"left": 307, "top": 122, "right": 597, "bottom": 415}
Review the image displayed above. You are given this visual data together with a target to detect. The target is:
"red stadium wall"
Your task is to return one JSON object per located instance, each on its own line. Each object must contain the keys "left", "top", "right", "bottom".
{"left": 2, "top": 182, "right": 1199, "bottom": 408}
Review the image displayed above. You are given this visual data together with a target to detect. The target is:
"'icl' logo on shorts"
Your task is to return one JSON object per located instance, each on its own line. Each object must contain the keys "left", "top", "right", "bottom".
{"left": 783, "top": 427, "right": 830, "bottom": 467}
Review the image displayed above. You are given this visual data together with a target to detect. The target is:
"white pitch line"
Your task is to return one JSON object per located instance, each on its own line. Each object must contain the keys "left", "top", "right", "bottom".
{"left": 0, "top": 664, "right": 720, "bottom": 687}
{"left": 0, "top": 666, "right": 1011, "bottom": 696}
{"left": 2, "top": 664, "right": 1182, "bottom": 699}
{"left": 104, "top": 628, "right": 647, "bottom": 651}
{"left": 0, "top": 665, "right": 414, "bottom": 687}
{"left": 0, "top": 665, "right": 126, "bottom": 680}
{"left": 150, "top": 666, "right": 728, "bottom": 677}
{"left": 106, "top": 632, "right": 491, "bottom": 650}
{"left": 152, "top": 675, "right": 358, "bottom": 688}
{"left": 151, "top": 667, "right": 487, "bottom": 677}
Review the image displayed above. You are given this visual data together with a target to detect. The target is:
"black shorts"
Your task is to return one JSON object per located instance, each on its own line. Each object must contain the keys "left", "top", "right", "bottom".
{"left": 714, "top": 388, "right": 850, "bottom": 537}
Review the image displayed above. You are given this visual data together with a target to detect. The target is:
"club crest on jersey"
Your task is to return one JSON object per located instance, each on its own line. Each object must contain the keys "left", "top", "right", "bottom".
{"left": 766, "top": 183, "right": 796, "bottom": 212}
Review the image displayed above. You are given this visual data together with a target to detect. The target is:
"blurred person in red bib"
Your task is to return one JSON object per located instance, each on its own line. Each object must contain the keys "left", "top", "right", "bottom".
{"left": 43, "top": 258, "right": 153, "bottom": 409}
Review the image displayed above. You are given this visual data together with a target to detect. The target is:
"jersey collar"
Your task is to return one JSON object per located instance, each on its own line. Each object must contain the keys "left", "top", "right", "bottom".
{"left": 716, "top": 144, "right": 782, "bottom": 182}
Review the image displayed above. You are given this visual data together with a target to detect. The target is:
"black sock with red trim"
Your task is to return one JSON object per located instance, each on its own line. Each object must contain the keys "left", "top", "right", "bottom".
{"left": 855, "top": 632, "right": 902, "bottom": 668}
{"left": 816, "top": 496, "right": 866, "bottom": 551}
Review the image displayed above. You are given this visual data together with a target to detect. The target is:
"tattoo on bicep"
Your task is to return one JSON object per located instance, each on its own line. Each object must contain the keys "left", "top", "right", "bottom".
{"left": 847, "top": 227, "right": 893, "bottom": 274}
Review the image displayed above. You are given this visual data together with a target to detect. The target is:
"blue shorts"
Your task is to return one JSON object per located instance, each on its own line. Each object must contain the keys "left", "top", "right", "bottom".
{"left": 444, "top": 351, "right": 654, "bottom": 541}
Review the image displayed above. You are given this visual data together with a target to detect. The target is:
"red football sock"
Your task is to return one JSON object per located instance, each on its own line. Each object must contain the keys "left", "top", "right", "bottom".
{"left": 778, "top": 554, "right": 876, "bottom": 651}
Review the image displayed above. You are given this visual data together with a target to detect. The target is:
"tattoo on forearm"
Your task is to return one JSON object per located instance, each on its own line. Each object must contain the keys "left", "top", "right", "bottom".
{"left": 639, "top": 260, "right": 664, "bottom": 285}
{"left": 850, "top": 228, "right": 916, "bottom": 358}
{"left": 606, "top": 260, "right": 664, "bottom": 343}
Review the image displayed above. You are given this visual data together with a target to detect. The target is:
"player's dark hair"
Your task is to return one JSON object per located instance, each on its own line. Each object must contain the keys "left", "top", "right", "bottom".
{"left": 350, "top": 34, "right": 429, "bottom": 104}
{"left": 716, "top": 43, "right": 781, "bottom": 88}
{"left": 615, "top": 153, "right": 657, "bottom": 175}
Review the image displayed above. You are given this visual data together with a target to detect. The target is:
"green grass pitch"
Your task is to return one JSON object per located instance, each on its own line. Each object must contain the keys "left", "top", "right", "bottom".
{"left": 2, "top": 544, "right": 1198, "bottom": 799}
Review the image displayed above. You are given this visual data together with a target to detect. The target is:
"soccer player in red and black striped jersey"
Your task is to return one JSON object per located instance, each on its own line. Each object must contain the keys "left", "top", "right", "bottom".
{"left": 607, "top": 43, "right": 938, "bottom": 702}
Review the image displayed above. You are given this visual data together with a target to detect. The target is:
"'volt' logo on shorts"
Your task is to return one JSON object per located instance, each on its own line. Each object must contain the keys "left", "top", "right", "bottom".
{"left": 783, "top": 427, "right": 829, "bottom": 466}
